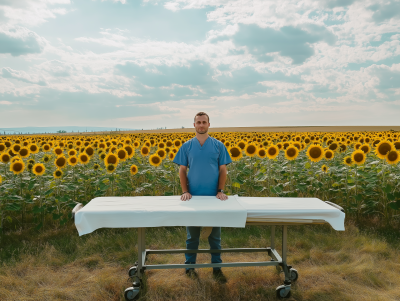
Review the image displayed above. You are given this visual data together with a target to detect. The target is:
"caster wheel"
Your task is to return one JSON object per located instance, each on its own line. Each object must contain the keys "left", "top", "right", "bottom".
{"left": 128, "top": 266, "right": 138, "bottom": 277}
{"left": 290, "top": 268, "right": 298, "bottom": 282}
{"left": 276, "top": 285, "right": 291, "bottom": 298}
{"left": 124, "top": 287, "right": 140, "bottom": 301}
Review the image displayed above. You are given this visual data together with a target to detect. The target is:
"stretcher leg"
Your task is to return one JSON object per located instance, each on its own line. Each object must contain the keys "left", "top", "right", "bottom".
{"left": 276, "top": 225, "right": 292, "bottom": 298}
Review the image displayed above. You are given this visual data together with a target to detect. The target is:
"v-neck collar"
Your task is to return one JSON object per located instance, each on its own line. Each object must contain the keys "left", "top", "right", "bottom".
{"left": 195, "top": 136, "right": 209, "bottom": 149}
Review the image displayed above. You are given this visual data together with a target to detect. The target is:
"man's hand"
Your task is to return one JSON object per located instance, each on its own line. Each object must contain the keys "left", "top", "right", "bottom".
{"left": 181, "top": 192, "right": 192, "bottom": 201}
{"left": 216, "top": 192, "right": 228, "bottom": 201}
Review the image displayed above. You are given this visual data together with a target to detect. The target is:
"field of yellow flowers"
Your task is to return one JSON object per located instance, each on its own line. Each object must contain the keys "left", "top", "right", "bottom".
{"left": 0, "top": 130, "right": 400, "bottom": 234}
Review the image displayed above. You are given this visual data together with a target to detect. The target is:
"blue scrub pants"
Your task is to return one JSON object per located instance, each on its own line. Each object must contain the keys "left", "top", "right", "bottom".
{"left": 185, "top": 226, "right": 222, "bottom": 271}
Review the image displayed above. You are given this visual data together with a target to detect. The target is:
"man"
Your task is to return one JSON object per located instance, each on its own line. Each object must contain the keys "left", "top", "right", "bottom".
{"left": 173, "top": 112, "right": 232, "bottom": 283}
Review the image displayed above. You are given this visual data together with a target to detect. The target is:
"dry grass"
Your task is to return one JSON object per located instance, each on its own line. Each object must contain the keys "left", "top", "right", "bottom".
{"left": 1, "top": 220, "right": 400, "bottom": 301}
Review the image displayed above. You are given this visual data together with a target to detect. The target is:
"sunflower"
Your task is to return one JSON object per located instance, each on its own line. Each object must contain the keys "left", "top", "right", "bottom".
{"left": 360, "top": 144, "right": 371, "bottom": 154}
{"left": 328, "top": 142, "right": 339, "bottom": 152}
{"left": 124, "top": 145, "right": 134, "bottom": 158}
{"left": 228, "top": 146, "right": 242, "bottom": 161}
{"left": 285, "top": 146, "right": 299, "bottom": 160}
{"left": 32, "top": 163, "right": 46, "bottom": 176}
{"left": 237, "top": 141, "right": 246, "bottom": 150}
{"left": 79, "top": 153, "right": 90, "bottom": 165}
{"left": 19, "top": 147, "right": 30, "bottom": 158}
{"left": 266, "top": 145, "right": 279, "bottom": 160}
{"left": 54, "top": 156, "right": 67, "bottom": 169}
{"left": 306, "top": 145, "right": 324, "bottom": 163}
{"left": 10, "top": 160, "right": 25, "bottom": 175}
{"left": 149, "top": 154, "right": 162, "bottom": 167}
{"left": 257, "top": 148, "right": 267, "bottom": 159}
{"left": 12, "top": 144, "right": 21, "bottom": 153}
{"left": 106, "top": 163, "right": 116, "bottom": 174}
{"left": 92, "top": 163, "right": 100, "bottom": 171}
{"left": 54, "top": 169, "right": 63, "bottom": 179}
{"left": 84, "top": 146, "right": 95, "bottom": 157}
{"left": 130, "top": 164, "right": 138, "bottom": 175}
{"left": 173, "top": 139, "right": 182, "bottom": 148}
{"left": 100, "top": 153, "right": 106, "bottom": 160}
{"left": 27, "top": 163, "right": 34, "bottom": 171}
{"left": 321, "top": 164, "right": 329, "bottom": 173}
{"left": 104, "top": 153, "right": 119, "bottom": 166}
{"left": 244, "top": 143, "right": 258, "bottom": 157}
{"left": 324, "top": 150, "right": 334, "bottom": 161}
{"left": 68, "top": 156, "right": 79, "bottom": 166}
{"left": 140, "top": 146, "right": 150, "bottom": 157}
{"left": 0, "top": 143, "right": 6, "bottom": 153}
{"left": 43, "top": 155, "right": 51, "bottom": 163}
{"left": 394, "top": 141, "right": 400, "bottom": 150}
{"left": 28, "top": 158, "right": 35, "bottom": 165}
{"left": 11, "top": 156, "right": 22, "bottom": 163}
{"left": 156, "top": 148, "right": 167, "bottom": 160}
{"left": 0, "top": 152, "right": 11, "bottom": 164}
{"left": 116, "top": 148, "right": 128, "bottom": 162}
{"left": 43, "top": 144, "right": 51, "bottom": 152}
{"left": 352, "top": 150, "right": 366, "bottom": 165}
{"left": 375, "top": 140, "right": 394, "bottom": 159}
{"left": 68, "top": 149, "right": 77, "bottom": 157}
{"left": 53, "top": 147, "right": 64, "bottom": 157}
{"left": 386, "top": 150, "right": 400, "bottom": 165}
{"left": 168, "top": 152, "right": 176, "bottom": 161}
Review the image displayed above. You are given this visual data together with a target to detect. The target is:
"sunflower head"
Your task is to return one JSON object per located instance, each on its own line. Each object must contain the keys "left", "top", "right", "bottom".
{"left": 100, "top": 153, "right": 106, "bottom": 160}
{"left": 149, "top": 154, "right": 162, "bottom": 167}
{"left": 0, "top": 152, "right": 11, "bottom": 164}
{"left": 54, "top": 156, "right": 67, "bottom": 169}
{"left": 105, "top": 153, "right": 119, "bottom": 166}
{"left": 68, "top": 149, "right": 77, "bottom": 157}
{"left": 32, "top": 163, "right": 46, "bottom": 176}
{"left": 321, "top": 164, "right": 329, "bottom": 173}
{"left": 352, "top": 150, "right": 366, "bottom": 166}
{"left": 114, "top": 148, "right": 127, "bottom": 161}
{"left": 229, "top": 146, "right": 242, "bottom": 161}
{"left": 19, "top": 147, "right": 30, "bottom": 158}
{"left": 93, "top": 163, "right": 100, "bottom": 170}
{"left": 285, "top": 146, "right": 299, "bottom": 161}
{"left": 168, "top": 152, "right": 176, "bottom": 161}
{"left": 360, "top": 144, "right": 371, "bottom": 154}
{"left": 375, "top": 140, "right": 393, "bottom": 159}
{"left": 386, "top": 150, "right": 400, "bottom": 165}
{"left": 307, "top": 145, "right": 324, "bottom": 163}
{"left": 10, "top": 160, "right": 25, "bottom": 175}
{"left": 324, "top": 150, "right": 334, "bottom": 160}
{"left": 68, "top": 156, "right": 78, "bottom": 166}
{"left": 266, "top": 145, "right": 279, "bottom": 160}
{"left": 106, "top": 163, "right": 116, "bottom": 174}
{"left": 79, "top": 153, "right": 90, "bottom": 165}
{"left": 140, "top": 146, "right": 150, "bottom": 157}
{"left": 43, "top": 155, "right": 50, "bottom": 163}
{"left": 54, "top": 169, "right": 63, "bottom": 179}
{"left": 244, "top": 143, "right": 258, "bottom": 157}
{"left": 130, "top": 164, "right": 138, "bottom": 175}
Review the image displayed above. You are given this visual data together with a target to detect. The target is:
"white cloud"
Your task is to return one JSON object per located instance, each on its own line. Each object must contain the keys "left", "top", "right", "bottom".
{"left": 0, "top": 100, "right": 12, "bottom": 105}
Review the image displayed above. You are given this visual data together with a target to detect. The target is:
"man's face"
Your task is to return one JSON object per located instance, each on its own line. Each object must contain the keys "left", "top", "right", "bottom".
{"left": 194, "top": 115, "right": 210, "bottom": 134}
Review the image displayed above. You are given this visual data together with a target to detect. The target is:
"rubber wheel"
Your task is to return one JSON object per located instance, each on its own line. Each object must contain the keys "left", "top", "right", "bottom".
{"left": 290, "top": 269, "right": 298, "bottom": 282}
{"left": 128, "top": 266, "right": 138, "bottom": 277}
{"left": 124, "top": 287, "right": 139, "bottom": 301}
{"left": 276, "top": 287, "right": 291, "bottom": 299}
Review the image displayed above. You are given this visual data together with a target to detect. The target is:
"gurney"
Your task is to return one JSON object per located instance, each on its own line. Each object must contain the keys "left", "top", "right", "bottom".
{"left": 72, "top": 195, "right": 345, "bottom": 300}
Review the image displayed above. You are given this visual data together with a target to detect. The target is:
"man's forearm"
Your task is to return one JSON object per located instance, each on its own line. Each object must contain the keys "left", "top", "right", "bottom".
{"left": 218, "top": 169, "right": 227, "bottom": 190}
{"left": 179, "top": 169, "right": 189, "bottom": 192}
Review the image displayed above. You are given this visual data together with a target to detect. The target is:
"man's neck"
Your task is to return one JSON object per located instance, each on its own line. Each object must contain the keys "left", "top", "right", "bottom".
{"left": 195, "top": 133, "right": 209, "bottom": 143}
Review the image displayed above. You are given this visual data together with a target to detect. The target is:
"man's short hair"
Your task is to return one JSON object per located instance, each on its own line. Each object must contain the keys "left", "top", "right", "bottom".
{"left": 194, "top": 112, "right": 210, "bottom": 123}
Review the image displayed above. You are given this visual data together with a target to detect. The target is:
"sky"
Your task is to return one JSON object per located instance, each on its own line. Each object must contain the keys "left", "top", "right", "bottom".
{"left": 0, "top": 0, "right": 400, "bottom": 130}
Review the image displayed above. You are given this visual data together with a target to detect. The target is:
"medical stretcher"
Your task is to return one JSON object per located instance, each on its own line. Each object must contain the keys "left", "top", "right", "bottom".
{"left": 72, "top": 195, "right": 345, "bottom": 300}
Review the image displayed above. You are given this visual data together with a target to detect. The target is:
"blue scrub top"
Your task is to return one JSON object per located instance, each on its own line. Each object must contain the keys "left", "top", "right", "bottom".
{"left": 173, "top": 136, "right": 232, "bottom": 196}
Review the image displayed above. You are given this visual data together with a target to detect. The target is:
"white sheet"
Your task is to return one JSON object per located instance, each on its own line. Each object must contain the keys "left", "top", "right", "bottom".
{"left": 74, "top": 195, "right": 345, "bottom": 236}
{"left": 238, "top": 197, "right": 345, "bottom": 231}
{"left": 74, "top": 195, "right": 247, "bottom": 236}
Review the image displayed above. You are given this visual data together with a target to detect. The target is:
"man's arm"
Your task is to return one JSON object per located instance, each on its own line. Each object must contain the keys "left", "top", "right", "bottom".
{"left": 216, "top": 164, "right": 228, "bottom": 201}
{"left": 179, "top": 165, "right": 192, "bottom": 201}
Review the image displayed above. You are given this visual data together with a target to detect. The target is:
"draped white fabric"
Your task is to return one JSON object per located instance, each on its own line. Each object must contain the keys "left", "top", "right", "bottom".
{"left": 74, "top": 195, "right": 345, "bottom": 236}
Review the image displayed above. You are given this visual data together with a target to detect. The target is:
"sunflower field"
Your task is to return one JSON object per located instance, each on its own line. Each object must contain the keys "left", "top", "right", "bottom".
{"left": 1, "top": 130, "right": 400, "bottom": 234}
